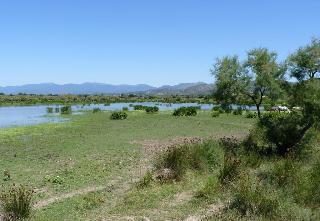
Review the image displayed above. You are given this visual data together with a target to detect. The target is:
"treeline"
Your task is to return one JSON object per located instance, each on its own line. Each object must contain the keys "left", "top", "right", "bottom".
{"left": 0, "top": 94, "right": 213, "bottom": 106}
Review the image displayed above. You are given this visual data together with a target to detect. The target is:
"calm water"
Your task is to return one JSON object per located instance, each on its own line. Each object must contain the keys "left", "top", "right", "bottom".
{"left": 0, "top": 102, "right": 214, "bottom": 128}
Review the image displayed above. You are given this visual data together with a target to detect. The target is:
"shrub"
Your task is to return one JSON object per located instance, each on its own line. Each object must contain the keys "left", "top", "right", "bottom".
{"left": 122, "top": 107, "right": 129, "bottom": 111}
{"left": 133, "top": 105, "right": 145, "bottom": 110}
{"left": 229, "top": 173, "right": 279, "bottom": 217}
{"left": 245, "top": 111, "right": 257, "bottom": 118}
{"left": 92, "top": 108, "right": 101, "bottom": 113}
{"left": 218, "top": 154, "right": 241, "bottom": 185}
{"left": 221, "top": 104, "right": 232, "bottom": 113}
{"left": 258, "top": 112, "right": 314, "bottom": 156}
{"left": 305, "top": 159, "right": 320, "bottom": 205}
{"left": 172, "top": 106, "right": 197, "bottom": 116}
{"left": 46, "top": 107, "right": 53, "bottom": 113}
{"left": 219, "top": 136, "right": 241, "bottom": 155}
{"left": 144, "top": 106, "right": 159, "bottom": 113}
{"left": 212, "top": 106, "right": 224, "bottom": 113}
{"left": 154, "top": 141, "right": 221, "bottom": 182}
{"left": 211, "top": 111, "right": 220, "bottom": 117}
{"left": 269, "top": 159, "right": 298, "bottom": 187}
{"left": 110, "top": 111, "right": 127, "bottom": 120}
{"left": 54, "top": 107, "right": 60, "bottom": 113}
{"left": 195, "top": 176, "right": 219, "bottom": 199}
{"left": 136, "top": 171, "right": 154, "bottom": 188}
{"left": 0, "top": 185, "right": 34, "bottom": 221}
{"left": 233, "top": 107, "right": 243, "bottom": 115}
{"left": 60, "top": 105, "right": 72, "bottom": 114}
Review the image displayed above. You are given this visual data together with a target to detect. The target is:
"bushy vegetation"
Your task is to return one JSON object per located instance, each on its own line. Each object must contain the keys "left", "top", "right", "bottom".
{"left": 172, "top": 106, "right": 197, "bottom": 116}
{"left": 0, "top": 185, "right": 34, "bottom": 221}
{"left": 46, "top": 107, "right": 53, "bottom": 113}
{"left": 110, "top": 111, "right": 128, "bottom": 120}
{"left": 211, "top": 110, "right": 220, "bottom": 117}
{"left": 144, "top": 106, "right": 159, "bottom": 113}
{"left": 92, "top": 108, "right": 101, "bottom": 113}
{"left": 153, "top": 141, "right": 222, "bottom": 182}
{"left": 60, "top": 105, "right": 72, "bottom": 114}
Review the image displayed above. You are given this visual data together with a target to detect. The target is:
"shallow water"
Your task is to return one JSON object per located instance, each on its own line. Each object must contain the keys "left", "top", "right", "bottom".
{"left": 0, "top": 102, "right": 214, "bottom": 128}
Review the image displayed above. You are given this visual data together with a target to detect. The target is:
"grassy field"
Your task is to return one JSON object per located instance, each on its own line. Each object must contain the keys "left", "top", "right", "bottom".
{"left": 0, "top": 110, "right": 254, "bottom": 220}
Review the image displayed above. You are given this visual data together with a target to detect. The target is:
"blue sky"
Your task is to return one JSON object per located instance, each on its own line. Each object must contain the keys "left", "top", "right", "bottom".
{"left": 0, "top": 0, "right": 319, "bottom": 87}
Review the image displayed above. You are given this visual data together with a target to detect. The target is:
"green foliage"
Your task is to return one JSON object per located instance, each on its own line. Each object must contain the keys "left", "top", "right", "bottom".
{"left": 110, "top": 111, "right": 127, "bottom": 120}
{"left": 218, "top": 154, "right": 241, "bottom": 185}
{"left": 229, "top": 173, "right": 279, "bottom": 217}
{"left": 0, "top": 185, "right": 34, "bottom": 221}
{"left": 46, "top": 107, "right": 53, "bottom": 113}
{"left": 136, "top": 171, "right": 154, "bottom": 189}
{"left": 269, "top": 159, "right": 298, "bottom": 187}
{"left": 92, "top": 108, "right": 101, "bottom": 113}
{"left": 212, "top": 105, "right": 224, "bottom": 113}
{"left": 245, "top": 111, "right": 257, "bottom": 118}
{"left": 144, "top": 106, "right": 159, "bottom": 113}
{"left": 154, "top": 141, "right": 222, "bottom": 181}
{"left": 133, "top": 105, "right": 145, "bottom": 110}
{"left": 288, "top": 38, "right": 320, "bottom": 81}
{"left": 60, "top": 105, "right": 72, "bottom": 114}
{"left": 211, "top": 110, "right": 220, "bottom": 117}
{"left": 232, "top": 107, "right": 243, "bottom": 115}
{"left": 195, "top": 176, "right": 219, "bottom": 199}
{"left": 172, "top": 106, "right": 197, "bottom": 116}
{"left": 122, "top": 107, "right": 129, "bottom": 111}
{"left": 258, "top": 112, "right": 314, "bottom": 156}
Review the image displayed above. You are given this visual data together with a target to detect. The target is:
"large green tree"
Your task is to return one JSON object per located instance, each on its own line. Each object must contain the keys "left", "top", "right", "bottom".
{"left": 211, "top": 48, "right": 285, "bottom": 118}
{"left": 288, "top": 38, "right": 320, "bottom": 81}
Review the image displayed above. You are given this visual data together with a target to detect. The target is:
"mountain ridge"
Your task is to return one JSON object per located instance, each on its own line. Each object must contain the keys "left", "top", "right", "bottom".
{"left": 0, "top": 82, "right": 213, "bottom": 95}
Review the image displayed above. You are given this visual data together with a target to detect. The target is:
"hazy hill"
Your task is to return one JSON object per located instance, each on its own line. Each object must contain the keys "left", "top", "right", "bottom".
{"left": 0, "top": 82, "right": 213, "bottom": 95}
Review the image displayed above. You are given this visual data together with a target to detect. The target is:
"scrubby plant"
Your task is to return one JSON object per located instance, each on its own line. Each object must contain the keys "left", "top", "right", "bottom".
{"left": 172, "top": 106, "right": 197, "bottom": 116}
{"left": 218, "top": 154, "right": 241, "bottom": 185}
{"left": 229, "top": 173, "right": 280, "bottom": 217}
{"left": 154, "top": 141, "right": 221, "bottom": 182}
{"left": 136, "top": 171, "right": 154, "bottom": 188}
{"left": 122, "top": 107, "right": 129, "bottom": 111}
{"left": 110, "top": 111, "right": 127, "bottom": 120}
{"left": 232, "top": 107, "right": 243, "bottom": 115}
{"left": 269, "top": 158, "right": 298, "bottom": 187}
{"left": 219, "top": 136, "right": 241, "bottom": 155}
{"left": 60, "top": 105, "right": 72, "bottom": 114}
{"left": 211, "top": 111, "right": 220, "bottom": 117}
{"left": 212, "top": 105, "right": 224, "bottom": 113}
{"left": 144, "top": 106, "right": 159, "bottom": 113}
{"left": 133, "top": 105, "right": 145, "bottom": 110}
{"left": 195, "top": 176, "right": 219, "bottom": 199}
{"left": 46, "top": 107, "right": 53, "bottom": 113}
{"left": 54, "top": 107, "right": 60, "bottom": 113}
{"left": 258, "top": 111, "right": 314, "bottom": 156}
{"left": 92, "top": 108, "right": 101, "bottom": 113}
{"left": 0, "top": 184, "right": 34, "bottom": 221}
{"left": 245, "top": 111, "right": 257, "bottom": 118}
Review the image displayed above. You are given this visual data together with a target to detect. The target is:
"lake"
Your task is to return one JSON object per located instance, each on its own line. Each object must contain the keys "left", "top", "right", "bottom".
{"left": 0, "top": 102, "right": 215, "bottom": 128}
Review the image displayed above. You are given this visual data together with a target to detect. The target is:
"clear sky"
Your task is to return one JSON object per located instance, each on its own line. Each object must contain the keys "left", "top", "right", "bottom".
{"left": 0, "top": 0, "right": 319, "bottom": 87}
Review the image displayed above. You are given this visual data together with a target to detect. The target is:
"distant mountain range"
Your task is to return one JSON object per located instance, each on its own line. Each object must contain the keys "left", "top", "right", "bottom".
{"left": 0, "top": 82, "right": 213, "bottom": 95}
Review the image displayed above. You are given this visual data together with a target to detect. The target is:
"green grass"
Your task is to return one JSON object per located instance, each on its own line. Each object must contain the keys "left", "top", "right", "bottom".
{"left": 0, "top": 110, "right": 254, "bottom": 220}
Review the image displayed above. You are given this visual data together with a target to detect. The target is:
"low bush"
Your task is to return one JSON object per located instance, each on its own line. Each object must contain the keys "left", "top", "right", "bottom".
{"left": 232, "top": 107, "right": 243, "bottom": 115}
{"left": 258, "top": 112, "right": 314, "bottom": 156}
{"left": 46, "top": 107, "right": 53, "bottom": 113}
{"left": 110, "top": 111, "right": 127, "bottom": 120}
{"left": 269, "top": 159, "right": 298, "bottom": 187}
{"left": 212, "top": 105, "right": 224, "bottom": 113}
{"left": 211, "top": 111, "right": 220, "bottom": 117}
{"left": 245, "top": 111, "right": 257, "bottom": 118}
{"left": 172, "top": 106, "right": 197, "bottom": 116}
{"left": 54, "top": 107, "right": 60, "bottom": 113}
{"left": 219, "top": 136, "right": 241, "bottom": 155}
{"left": 92, "top": 108, "right": 101, "bottom": 113}
{"left": 60, "top": 105, "right": 72, "bottom": 114}
{"left": 122, "top": 107, "right": 129, "bottom": 111}
{"left": 0, "top": 184, "right": 34, "bottom": 221}
{"left": 144, "top": 106, "right": 159, "bottom": 113}
{"left": 136, "top": 171, "right": 154, "bottom": 188}
{"left": 218, "top": 154, "right": 241, "bottom": 185}
{"left": 195, "top": 176, "right": 219, "bottom": 199}
{"left": 154, "top": 140, "right": 222, "bottom": 182}
{"left": 133, "top": 105, "right": 145, "bottom": 110}
{"left": 229, "top": 173, "right": 280, "bottom": 217}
